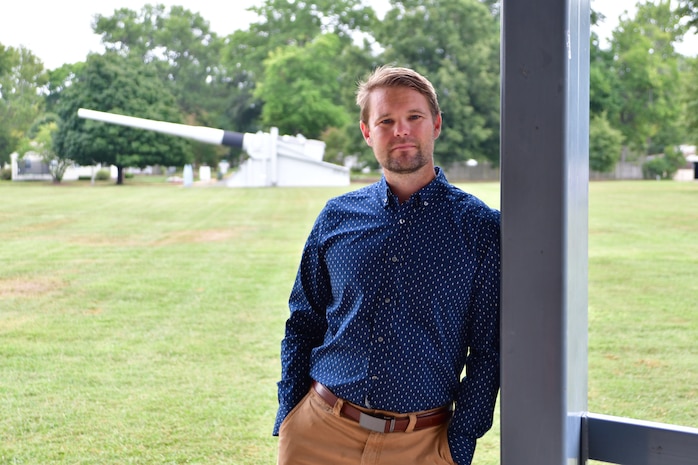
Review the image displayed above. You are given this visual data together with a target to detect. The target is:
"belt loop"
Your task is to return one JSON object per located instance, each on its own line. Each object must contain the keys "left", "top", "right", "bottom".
{"left": 332, "top": 397, "right": 344, "bottom": 417}
{"left": 405, "top": 413, "right": 417, "bottom": 433}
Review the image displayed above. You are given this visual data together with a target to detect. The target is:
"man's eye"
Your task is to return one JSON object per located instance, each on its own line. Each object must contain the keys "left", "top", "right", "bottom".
{"left": 380, "top": 119, "right": 393, "bottom": 125}
{"left": 409, "top": 115, "right": 422, "bottom": 120}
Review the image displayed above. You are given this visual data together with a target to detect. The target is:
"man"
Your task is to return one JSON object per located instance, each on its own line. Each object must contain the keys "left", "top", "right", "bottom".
{"left": 273, "top": 66, "right": 500, "bottom": 465}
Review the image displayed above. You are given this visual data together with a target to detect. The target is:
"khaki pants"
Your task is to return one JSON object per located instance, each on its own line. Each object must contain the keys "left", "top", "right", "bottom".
{"left": 277, "top": 388, "right": 456, "bottom": 465}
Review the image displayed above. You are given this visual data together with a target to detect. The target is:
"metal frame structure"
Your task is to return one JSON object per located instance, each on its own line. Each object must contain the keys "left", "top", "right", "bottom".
{"left": 499, "top": 1, "right": 698, "bottom": 463}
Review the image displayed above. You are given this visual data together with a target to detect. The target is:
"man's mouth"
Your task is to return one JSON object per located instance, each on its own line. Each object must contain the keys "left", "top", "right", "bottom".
{"left": 390, "top": 143, "right": 416, "bottom": 152}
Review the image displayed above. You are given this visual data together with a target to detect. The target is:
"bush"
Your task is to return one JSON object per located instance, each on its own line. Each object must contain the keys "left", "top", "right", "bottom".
{"left": 643, "top": 158, "right": 671, "bottom": 179}
{"left": 0, "top": 168, "right": 11, "bottom": 180}
{"left": 95, "top": 169, "right": 111, "bottom": 181}
{"left": 642, "top": 147, "right": 685, "bottom": 180}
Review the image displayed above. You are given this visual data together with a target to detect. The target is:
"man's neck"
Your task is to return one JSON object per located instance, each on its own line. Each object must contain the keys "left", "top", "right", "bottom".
{"left": 384, "top": 165, "right": 436, "bottom": 204}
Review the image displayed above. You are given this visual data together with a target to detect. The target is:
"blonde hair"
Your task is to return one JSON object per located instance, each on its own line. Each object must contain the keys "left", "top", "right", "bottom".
{"left": 356, "top": 66, "right": 440, "bottom": 124}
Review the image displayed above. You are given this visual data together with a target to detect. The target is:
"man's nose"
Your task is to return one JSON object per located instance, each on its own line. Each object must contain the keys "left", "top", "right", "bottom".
{"left": 394, "top": 120, "right": 410, "bottom": 137}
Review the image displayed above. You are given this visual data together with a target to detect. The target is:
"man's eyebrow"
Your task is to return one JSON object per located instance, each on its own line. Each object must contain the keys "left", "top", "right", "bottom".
{"left": 374, "top": 109, "right": 428, "bottom": 121}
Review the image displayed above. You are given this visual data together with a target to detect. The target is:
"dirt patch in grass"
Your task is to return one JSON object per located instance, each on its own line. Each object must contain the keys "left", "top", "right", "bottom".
{"left": 155, "top": 228, "right": 242, "bottom": 245}
{"left": 0, "top": 277, "right": 65, "bottom": 298}
{"left": 70, "top": 228, "right": 247, "bottom": 247}
{"left": 637, "top": 358, "right": 665, "bottom": 369}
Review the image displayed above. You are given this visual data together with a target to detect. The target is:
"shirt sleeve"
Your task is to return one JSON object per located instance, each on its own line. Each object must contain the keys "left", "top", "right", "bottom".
{"left": 447, "top": 211, "right": 501, "bottom": 464}
{"left": 273, "top": 212, "right": 331, "bottom": 436}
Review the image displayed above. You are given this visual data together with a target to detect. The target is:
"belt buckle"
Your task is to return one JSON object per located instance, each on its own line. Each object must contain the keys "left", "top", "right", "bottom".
{"left": 359, "top": 412, "right": 396, "bottom": 433}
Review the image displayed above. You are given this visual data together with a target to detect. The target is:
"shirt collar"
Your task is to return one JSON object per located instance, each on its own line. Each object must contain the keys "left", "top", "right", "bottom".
{"left": 378, "top": 167, "right": 447, "bottom": 209}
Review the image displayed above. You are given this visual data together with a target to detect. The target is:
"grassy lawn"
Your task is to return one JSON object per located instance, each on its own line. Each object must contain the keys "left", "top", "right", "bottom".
{"left": 0, "top": 178, "right": 696, "bottom": 464}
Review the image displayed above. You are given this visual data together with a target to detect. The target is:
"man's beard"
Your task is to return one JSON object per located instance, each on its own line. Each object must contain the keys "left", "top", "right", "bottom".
{"left": 383, "top": 145, "right": 431, "bottom": 174}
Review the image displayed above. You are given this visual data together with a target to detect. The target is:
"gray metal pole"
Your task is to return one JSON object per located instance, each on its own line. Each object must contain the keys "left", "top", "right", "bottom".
{"left": 500, "top": 0, "right": 590, "bottom": 464}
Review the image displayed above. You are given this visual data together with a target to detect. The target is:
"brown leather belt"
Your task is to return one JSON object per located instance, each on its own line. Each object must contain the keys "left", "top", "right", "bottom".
{"left": 312, "top": 381, "right": 452, "bottom": 433}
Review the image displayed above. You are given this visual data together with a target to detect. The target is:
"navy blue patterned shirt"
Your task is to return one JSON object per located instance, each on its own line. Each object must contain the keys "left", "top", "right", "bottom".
{"left": 274, "top": 168, "right": 500, "bottom": 465}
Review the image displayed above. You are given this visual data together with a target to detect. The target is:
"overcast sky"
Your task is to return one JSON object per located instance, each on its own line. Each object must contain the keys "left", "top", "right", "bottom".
{"left": 0, "top": 1, "right": 695, "bottom": 70}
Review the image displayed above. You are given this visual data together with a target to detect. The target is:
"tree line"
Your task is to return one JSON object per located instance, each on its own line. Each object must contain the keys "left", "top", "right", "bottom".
{"left": 1, "top": 0, "right": 697, "bottom": 183}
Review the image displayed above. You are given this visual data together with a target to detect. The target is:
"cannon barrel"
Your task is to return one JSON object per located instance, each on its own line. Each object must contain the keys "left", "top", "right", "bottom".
{"left": 77, "top": 108, "right": 245, "bottom": 149}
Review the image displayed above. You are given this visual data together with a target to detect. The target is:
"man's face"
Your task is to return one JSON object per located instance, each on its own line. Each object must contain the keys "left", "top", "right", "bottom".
{"left": 360, "top": 86, "right": 441, "bottom": 176}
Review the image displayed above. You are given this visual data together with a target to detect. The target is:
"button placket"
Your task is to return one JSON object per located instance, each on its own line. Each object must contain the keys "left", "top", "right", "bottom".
{"left": 367, "top": 204, "right": 413, "bottom": 404}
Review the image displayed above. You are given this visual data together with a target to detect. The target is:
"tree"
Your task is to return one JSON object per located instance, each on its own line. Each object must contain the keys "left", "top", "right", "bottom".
{"left": 677, "top": 0, "right": 698, "bottom": 30}
{"left": 44, "top": 62, "right": 85, "bottom": 113}
{"left": 54, "top": 52, "right": 191, "bottom": 184}
{"left": 0, "top": 43, "right": 12, "bottom": 76}
{"left": 94, "top": 4, "right": 223, "bottom": 115}
{"left": 0, "top": 45, "right": 47, "bottom": 165}
{"left": 17, "top": 115, "right": 71, "bottom": 183}
{"left": 219, "top": 28, "right": 267, "bottom": 136}
{"left": 588, "top": 21, "right": 626, "bottom": 169}
{"left": 375, "top": 0, "right": 501, "bottom": 167}
{"left": 94, "top": 4, "right": 229, "bottom": 167}
{"left": 220, "top": 0, "right": 377, "bottom": 139}
{"left": 254, "top": 34, "right": 351, "bottom": 138}
{"left": 610, "top": 1, "right": 685, "bottom": 154}
{"left": 683, "top": 56, "right": 698, "bottom": 144}
{"left": 589, "top": 30, "right": 622, "bottom": 123}
{"left": 247, "top": 0, "right": 376, "bottom": 49}
{"left": 589, "top": 112, "right": 623, "bottom": 173}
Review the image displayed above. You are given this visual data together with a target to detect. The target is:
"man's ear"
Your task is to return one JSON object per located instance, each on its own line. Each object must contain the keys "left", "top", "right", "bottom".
{"left": 433, "top": 113, "right": 443, "bottom": 139}
{"left": 360, "top": 121, "right": 372, "bottom": 146}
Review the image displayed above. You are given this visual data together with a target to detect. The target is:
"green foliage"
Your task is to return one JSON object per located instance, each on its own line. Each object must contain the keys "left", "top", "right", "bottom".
{"left": 254, "top": 34, "right": 350, "bottom": 138}
{"left": 610, "top": 1, "right": 685, "bottom": 152}
{"left": 0, "top": 167, "right": 10, "bottom": 180}
{"left": 321, "top": 126, "right": 351, "bottom": 165}
{"left": 221, "top": 0, "right": 377, "bottom": 141}
{"left": 44, "top": 62, "right": 85, "bottom": 113}
{"left": 16, "top": 119, "right": 71, "bottom": 183}
{"left": 590, "top": 33, "right": 622, "bottom": 124}
{"left": 96, "top": 5, "right": 224, "bottom": 114}
{"left": 93, "top": 4, "right": 231, "bottom": 168}
{"left": 53, "top": 52, "right": 191, "bottom": 184}
{"left": 248, "top": 0, "right": 376, "bottom": 48}
{"left": 643, "top": 157, "right": 672, "bottom": 179}
{"left": 0, "top": 45, "right": 47, "bottom": 164}
{"left": 375, "top": 0, "right": 501, "bottom": 167}
{"left": 95, "top": 169, "right": 111, "bottom": 181}
{"left": 682, "top": 56, "right": 698, "bottom": 145}
{"left": 589, "top": 112, "right": 623, "bottom": 173}
{"left": 0, "top": 123, "right": 14, "bottom": 166}
{"left": 0, "top": 43, "right": 13, "bottom": 76}
{"left": 641, "top": 145, "right": 686, "bottom": 179}
{"left": 677, "top": 0, "right": 698, "bottom": 29}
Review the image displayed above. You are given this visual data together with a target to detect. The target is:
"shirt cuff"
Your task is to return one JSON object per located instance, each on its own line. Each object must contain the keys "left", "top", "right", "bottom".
{"left": 447, "top": 429, "right": 476, "bottom": 465}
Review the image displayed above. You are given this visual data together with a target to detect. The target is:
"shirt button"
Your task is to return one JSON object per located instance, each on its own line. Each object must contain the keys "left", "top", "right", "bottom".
{"left": 371, "top": 376, "right": 379, "bottom": 380}
{"left": 423, "top": 201, "right": 429, "bottom": 206}
{"left": 391, "top": 256, "right": 398, "bottom": 262}
{"left": 384, "top": 297, "right": 391, "bottom": 304}
{"left": 399, "top": 218, "right": 406, "bottom": 224}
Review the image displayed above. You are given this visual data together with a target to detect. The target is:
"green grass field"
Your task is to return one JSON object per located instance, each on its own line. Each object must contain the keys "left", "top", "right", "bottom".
{"left": 1, "top": 178, "right": 696, "bottom": 464}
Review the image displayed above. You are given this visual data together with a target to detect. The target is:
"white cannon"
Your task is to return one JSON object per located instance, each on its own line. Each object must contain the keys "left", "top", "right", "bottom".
{"left": 77, "top": 108, "right": 350, "bottom": 187}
